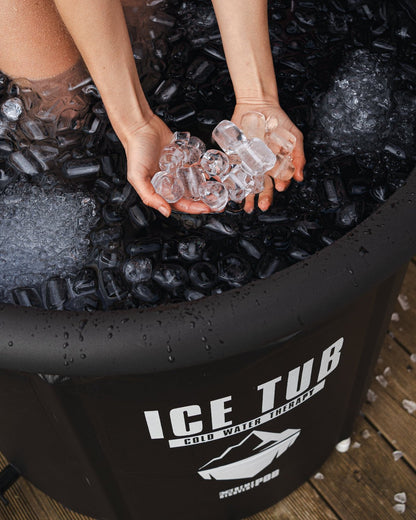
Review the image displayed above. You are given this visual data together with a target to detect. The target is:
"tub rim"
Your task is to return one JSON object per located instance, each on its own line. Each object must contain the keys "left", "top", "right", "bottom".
{"left": 0, "top": 163, "right": 414, "bottom": 377}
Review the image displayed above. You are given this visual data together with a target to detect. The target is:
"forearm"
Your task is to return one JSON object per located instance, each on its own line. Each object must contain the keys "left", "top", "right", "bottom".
{"left": 211, "top": 0, "right": 278, "bottom": 104}
{"left": 53, "top": 0, "right": 152, "bottom": 142}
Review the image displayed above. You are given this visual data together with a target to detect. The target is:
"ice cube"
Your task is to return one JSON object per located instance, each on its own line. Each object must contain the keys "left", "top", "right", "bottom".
{"left": 238, "top": 138, "right": 276, "bottom": 175}
{"left": 267, "top": 127, "right": 297, "bottom": 155}
{"left": 240, "top": 111, "right": 266, "bottom": 140}
{"left": 151, "top": 170, "right": 185, "bottom": 203}
{"left": 123, "top": 257, "right": 153, "bottom": 284}
{"left": 394, "top": 492, "right": 407, "bottom": 504}
{"left": 199, "top": 181, "right": 228, "bottom": 212}
{"left": 335, "top": 437, "right": 351, "bottom": 452}
{"left": 177, "top": 165, "right": 206, "bottom": 200}
{"left": 1, "top": 97, "right": 24, "bottom": 121}
{"left": 200, "top": 149, "right": 230, "bottom": 178}
{"left": 212, "top": 120, "right": 247, "bottom": 154}
{"left": 393, "top": 451, "right": 403, "bottom": 461}
{"left": 402, "top": 399, "right": 416, "bottom": 414}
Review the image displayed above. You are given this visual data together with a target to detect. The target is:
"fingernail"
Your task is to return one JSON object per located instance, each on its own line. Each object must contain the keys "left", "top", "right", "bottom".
{"left": 159, "top": 206, "right": 170, "bottom": 218}
{"left": 259, "top": 200, "right": 270, "bottom": 211}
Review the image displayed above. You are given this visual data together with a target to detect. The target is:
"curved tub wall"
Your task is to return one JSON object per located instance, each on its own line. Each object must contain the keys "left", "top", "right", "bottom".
{"left": 0, "top": 1, "right": 415, "bottom": 518}
{"left": 0, "top": 168, "right": 415, "bottom": 376}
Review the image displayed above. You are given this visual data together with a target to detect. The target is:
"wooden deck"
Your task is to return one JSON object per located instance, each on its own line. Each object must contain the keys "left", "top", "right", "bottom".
{"left": 1, "top": 260, "right": 415, "bottom": 520}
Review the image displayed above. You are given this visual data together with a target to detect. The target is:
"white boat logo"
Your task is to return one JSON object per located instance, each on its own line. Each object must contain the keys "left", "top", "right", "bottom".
{"left": 198, "top": 428, "right": 301, "bottom": 481}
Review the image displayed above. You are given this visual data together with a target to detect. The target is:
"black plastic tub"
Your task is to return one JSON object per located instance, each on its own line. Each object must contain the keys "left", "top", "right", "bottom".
{"left": 0, "top": 162, "right": 414, "bottom": 519}
{"left": 1, "top": 0, "right": 416, "bottom": 517}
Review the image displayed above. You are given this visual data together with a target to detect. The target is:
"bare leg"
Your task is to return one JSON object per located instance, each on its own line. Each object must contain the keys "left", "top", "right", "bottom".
{"left": 0, "top": 0, "right": 80, "bottom": 80}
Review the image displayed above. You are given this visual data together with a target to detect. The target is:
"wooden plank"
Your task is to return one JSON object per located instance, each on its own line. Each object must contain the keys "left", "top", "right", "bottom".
{"left": 362, "top": 341, "right": 416, "bottom": 470}
{"left": 389, "top": 261, "right": 416, "bottom": 354}
{"left": 374, "top": 339, "right": 416, "bottom": 406}
{"left": 0, "top": 452, "right": 92, "bottom": 520}
{"left": 310, "top": 417, "right": 416, "bottom": 520}
{"left": 245, "top": 482, "right": 340, "bottom": 520}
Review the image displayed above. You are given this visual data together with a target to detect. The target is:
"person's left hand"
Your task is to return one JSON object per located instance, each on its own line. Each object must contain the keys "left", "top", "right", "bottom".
{"left": 232, "top": 101, "right": 306, "bottom": 213}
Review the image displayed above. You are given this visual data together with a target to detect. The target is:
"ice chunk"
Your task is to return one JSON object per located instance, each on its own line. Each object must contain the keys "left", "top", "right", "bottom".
{"left": 200, "top": 149, "right": 230, "bottom": 178}
{"left": 267, "top": 127, "right": 296, "bottom": 156}
{"left": 238, "top": 138, "right": 276, "bottom": 175}
{"left": 199, "top": 181, "right": 228, "bottom": 212}
{"left": 397, "top": 294, "right": 410, "bottom": 311}
{"left": 240, "top": 111, "right": 266, "bottom": 140}
{"left": 393, "top": 451, "right": 403, "bottom": 461}
{"left": 188, "top": 136, "right": 206, "bottom": 156}
{"left": 151, "top": 170, "right": 185, "bottom": 203}
{"left": 393, "top": 504, "right": 406, "bottom": 514}
{"left": 361, "top": 429, "right": 371, "bottom": 439}
{"left": 402, "top": 399, "right": 416, "bottom": 414}
{"left": 178, "top": 165, "right": 206, "bottom": 200}
{"left": 376, "top": 374, "right": 388, "bottom": 388}
{"left": 123, "top": 257, "right": 152, "bottom": 284}
{"left": 1, "top": 97, "right": 24, "bottom": 121}
{"left": 212, "top": 120, "right": 247, "bottom": 154}
{"left": 335, "top": 437, "right": 351, "bottom": 453}
{"left": 394, "top": 492, "right": 407, "bottom": 504}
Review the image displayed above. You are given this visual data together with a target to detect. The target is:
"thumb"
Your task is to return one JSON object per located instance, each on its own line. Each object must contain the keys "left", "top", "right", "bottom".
{"left": 128, "top": 173, "right": 171, "bottom": 218}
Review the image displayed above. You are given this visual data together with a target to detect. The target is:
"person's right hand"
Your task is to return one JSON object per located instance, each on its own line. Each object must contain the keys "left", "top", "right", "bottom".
{"left": 122, "top": 114, "right": 212, "bottom": 217}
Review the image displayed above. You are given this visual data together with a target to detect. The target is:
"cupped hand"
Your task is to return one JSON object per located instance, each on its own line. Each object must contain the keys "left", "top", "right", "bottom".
{"left": 232, "top": 101, "right": 306, "bottom": 213}
{"left": 122, "top": 114, "right": 212, "bottom": 217}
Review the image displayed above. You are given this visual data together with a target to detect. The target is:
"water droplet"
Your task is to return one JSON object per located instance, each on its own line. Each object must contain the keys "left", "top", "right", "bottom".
{"left": 63, "top": 342, "right": 69, "bottom": 348}
{"left": 168, "top": 355, "right": 175, "bottom": 363}
{"left": 190, "top": 321, "right": 196, "bottom": 328}
{"left": 143, "top": 334, "right": 147, "bottom": 340}
{"left": 359, "top": 246, "right": 369, "bottom": 256}
{"left": 8, "top": 341, "right": 13, "bottom": 347}
{"left": 64, "top": 361, "right": 69, "bottom": 367}
{"left": 80, "top": 353, "right": 87, "bottom": 359}
{"left": 167, "top": 344, "right": 172, "bottom": 353}
{"left": 79, "top": 334, "right": 84, "bottom": 342}
{"left": 79, "top": 319, "right": 88, "bottom": 330}
{"left": 107, "top": 333, "right": 113, "bottom": 339}
{"left": 63, "top": 332, "right": 69, "bottom": 339}
{"left": 107, "top": 325, "right": 114, "bottom": 332}
{"left": 201, "top": 336, "right": 207, "bottom": 342}
{"left": 205, "top": 344, "right": 211, "bottom": 351}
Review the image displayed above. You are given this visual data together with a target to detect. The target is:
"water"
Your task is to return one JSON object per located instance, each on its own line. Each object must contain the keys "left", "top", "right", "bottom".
{"left": 0, "top": 0, "right": 415, "bottom": 310}
{"left": 0, "top": 179, "right": 98, "bottom": 297}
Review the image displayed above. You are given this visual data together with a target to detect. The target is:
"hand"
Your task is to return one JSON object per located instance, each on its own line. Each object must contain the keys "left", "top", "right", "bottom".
{"left": 122, "top": 114, "right": 212, "bottom": 217}
{"left": 232, "top": 101, "right": 306, "bottom": 213}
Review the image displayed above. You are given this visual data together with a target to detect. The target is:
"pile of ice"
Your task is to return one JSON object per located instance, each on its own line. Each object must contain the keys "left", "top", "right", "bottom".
{"left": 152, "top": 112, "right": 296, "bottom": 211}
{"left": 311, "top": 49, "right": 394, "bottom": 154}
{"left": 0, "top": 178, "right": 98, "bottom": 296}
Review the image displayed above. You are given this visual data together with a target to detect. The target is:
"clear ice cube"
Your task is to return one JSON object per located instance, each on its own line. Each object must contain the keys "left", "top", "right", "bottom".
{"left": 241, "top": 111, "right": 266, "bottom": 140}
{"left": 199, "top": 180, "right": 228, "bottom": 212}
{"left": 212, "top": 120, "right": 247, "bottom": 154}
{"left": 151, "top": 170, "right": 185, "bottom": 203}
{"left": 200, "top": 149, "right": 230, "bottom": 178}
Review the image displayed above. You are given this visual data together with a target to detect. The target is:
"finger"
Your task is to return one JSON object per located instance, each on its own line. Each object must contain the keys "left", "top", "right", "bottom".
{"left": 274, "top": 178, "right": 291, "bottom": 192}
{"left": 292, "top": 132, "right": 306, "bottom": 182}
{"left": 128, "top": 174, "right": 171, "bottom": 218}
{"left": 244, "top": 194, "right": 255, "bottom": 213}
{"left": 172, "top": 198, "right": 212, "bottom": 214}
{"left": 258, "top": 175, "right": 274, "bottom": 211}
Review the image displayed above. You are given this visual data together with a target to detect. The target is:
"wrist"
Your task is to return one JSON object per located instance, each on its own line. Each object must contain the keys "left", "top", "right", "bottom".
{"left": 235, "top": 92, "right": 280, "bottom": 107}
